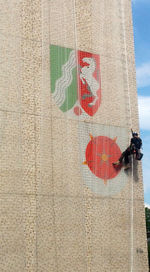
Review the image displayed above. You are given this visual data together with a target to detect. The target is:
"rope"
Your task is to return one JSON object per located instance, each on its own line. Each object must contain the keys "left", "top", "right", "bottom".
{"left": 120, "top": 0, "right": 134, "bottom": 271}
{"left": 48, "top": 1, "right": 59, "bottom": 271}
{"left": 72, "top": 0, "right": 88, "bottom": 270}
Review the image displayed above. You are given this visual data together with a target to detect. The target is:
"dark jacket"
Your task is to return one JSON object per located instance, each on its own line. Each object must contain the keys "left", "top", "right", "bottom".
{"left": 130, "top": 137, "right": 142, "bottom": 150}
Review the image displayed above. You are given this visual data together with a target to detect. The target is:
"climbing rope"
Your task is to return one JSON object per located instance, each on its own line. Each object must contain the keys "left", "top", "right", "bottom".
{"left": 120, "top": 0, "right": 134, "bottom": 271}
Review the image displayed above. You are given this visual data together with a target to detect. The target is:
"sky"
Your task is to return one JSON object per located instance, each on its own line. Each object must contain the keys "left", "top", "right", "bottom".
{"left": 132, "top": 0, "right": 150, "bottom": 206}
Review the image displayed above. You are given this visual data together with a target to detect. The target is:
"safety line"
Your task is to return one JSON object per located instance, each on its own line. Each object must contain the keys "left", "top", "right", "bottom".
{"left": 72, "top": 1, "right": 88, "bottom": 271}
{"left": 120, "top": 0, "right": 134, "bottom": 271}
{"left": 48, "top": 1, "right": 59, "bottom": 271}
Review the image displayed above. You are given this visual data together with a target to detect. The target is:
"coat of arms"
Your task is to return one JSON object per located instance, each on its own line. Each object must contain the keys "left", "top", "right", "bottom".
{"left": 50, "top": 45, "right": 101, "bottom": 117}
{"left": 78, "top": 122, "right": 128, "bottom": 196}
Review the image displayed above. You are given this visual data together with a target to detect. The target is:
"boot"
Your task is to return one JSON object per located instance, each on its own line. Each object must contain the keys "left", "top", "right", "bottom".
{"left": 124, "top": 163, "right": 130, "bottom": 170}
{"left": 113, "top": 160, "right": 120, "bottom": 166}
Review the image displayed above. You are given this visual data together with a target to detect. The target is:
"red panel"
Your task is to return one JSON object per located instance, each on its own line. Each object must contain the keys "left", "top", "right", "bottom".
{"left": 85, "top": 136, "right": 121, "bottom": 180}
{"left": 78, "top": 50, "right": 101, "bottom": 116}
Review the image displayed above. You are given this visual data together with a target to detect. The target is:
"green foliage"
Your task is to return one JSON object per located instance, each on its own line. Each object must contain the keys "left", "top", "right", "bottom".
{"left": 145, "top": 207, "right": 150, "bottom": 232}
{"left": 145, "top": 207, "right": 150, "bottom": 267}
{"left": 148, "top": 242, "right": 150, "bottom": 266}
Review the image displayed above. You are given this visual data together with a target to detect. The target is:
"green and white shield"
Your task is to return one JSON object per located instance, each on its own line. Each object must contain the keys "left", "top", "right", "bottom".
{"left": 50, "top": 44, "right": 77, "bottom": 113}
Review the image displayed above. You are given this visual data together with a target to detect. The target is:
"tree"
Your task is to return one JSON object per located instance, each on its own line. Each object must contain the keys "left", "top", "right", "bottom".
{"left": 145, "top": 207, "right": 150, "bottom": 268}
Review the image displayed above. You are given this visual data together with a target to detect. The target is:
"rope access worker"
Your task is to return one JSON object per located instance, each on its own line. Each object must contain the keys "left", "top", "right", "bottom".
{"left": 113, "top": 130, "right": 143, "bottom": 169}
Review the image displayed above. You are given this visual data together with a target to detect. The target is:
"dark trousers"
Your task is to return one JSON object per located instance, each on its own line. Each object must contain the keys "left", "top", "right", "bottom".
{"left": 119, "top": 147, "right": 138, "bottom": 165}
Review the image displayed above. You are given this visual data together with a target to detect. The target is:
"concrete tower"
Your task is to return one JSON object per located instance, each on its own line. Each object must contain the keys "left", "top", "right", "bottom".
{"left": 0, "top": 0, "right": 148, "bottom": 271}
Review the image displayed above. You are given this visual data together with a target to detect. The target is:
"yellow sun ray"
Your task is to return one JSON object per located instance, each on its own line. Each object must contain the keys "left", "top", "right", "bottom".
{"left": 113, "top": 136, "right": 117, "bottom": 142}
{"left": 104, "top": 180, "right": 107, "bottom": 185}
{"left": 89, "top": 133, "right": 93, "bottom": 140}
{"left": 82, "top": 161, "right": 88, "bottom": 165}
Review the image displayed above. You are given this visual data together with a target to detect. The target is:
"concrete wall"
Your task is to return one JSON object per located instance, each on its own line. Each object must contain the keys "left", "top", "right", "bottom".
{"left": 0, "top": 0, "right": 148, "bottom": 271}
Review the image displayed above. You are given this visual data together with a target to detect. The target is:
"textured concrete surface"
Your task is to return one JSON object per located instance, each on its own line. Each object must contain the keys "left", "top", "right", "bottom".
{"left": 0, "top": 0, "right": 148, "bottom": 271}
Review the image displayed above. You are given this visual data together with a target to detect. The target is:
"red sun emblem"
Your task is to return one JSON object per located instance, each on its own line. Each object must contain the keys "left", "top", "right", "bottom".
{"left": 83, "top": 135, "right": 122, "bottom": 184}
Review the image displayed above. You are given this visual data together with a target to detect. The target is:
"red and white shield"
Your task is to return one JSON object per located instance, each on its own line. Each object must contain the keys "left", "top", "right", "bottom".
{"left": 84, "top": 135, "right": 122, "bottom": 184}
{"left": 77, "top": 50, "right": 101, "bottom": 116}
{"left": 78, "top": 122, "right": 128, "bottom": 196}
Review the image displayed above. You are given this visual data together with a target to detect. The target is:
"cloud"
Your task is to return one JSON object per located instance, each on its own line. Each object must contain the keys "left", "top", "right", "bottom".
{"left": 140, "top": 132, "right": 150, "bottom": 204}
{"left": 138, "top": 96, "right": 150, "bottom": 130}
{"left": 143, "top": 163, "right": 150, "bottom": 192}
{"left": 145, "top": 203, "right": 150, "bottom": 209}
{"left": 136, "top": 62, "right": 150, "bottom": 88}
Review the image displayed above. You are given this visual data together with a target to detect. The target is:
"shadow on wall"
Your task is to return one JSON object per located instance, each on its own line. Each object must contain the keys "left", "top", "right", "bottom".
{"left": 124, "top": 158, "right": 139, "bottom": 182}
{"left": 133, "top": 160, "right": 139, "bottom": 183}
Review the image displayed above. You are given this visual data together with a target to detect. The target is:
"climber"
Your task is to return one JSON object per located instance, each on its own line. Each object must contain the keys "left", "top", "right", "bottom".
{"left": 113, "top": 130, "right": 143, "bottom": 169}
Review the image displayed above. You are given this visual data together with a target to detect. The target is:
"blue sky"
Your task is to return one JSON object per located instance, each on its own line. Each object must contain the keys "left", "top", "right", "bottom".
{"left": 132, "top": 0, "right": 150, "bottom": 206}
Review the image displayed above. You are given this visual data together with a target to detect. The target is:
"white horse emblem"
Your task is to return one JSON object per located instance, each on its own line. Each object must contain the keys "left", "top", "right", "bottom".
{"left": 80, "top": 57, "right": 100, "bottom": 106}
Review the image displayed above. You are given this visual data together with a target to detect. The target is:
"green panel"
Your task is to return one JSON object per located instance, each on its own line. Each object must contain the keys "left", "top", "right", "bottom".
{"left": 60, "top": 67, "right": 77, "bottom": 112}
{"left": 50, "top": 44, "right": 77, "bottom": 112}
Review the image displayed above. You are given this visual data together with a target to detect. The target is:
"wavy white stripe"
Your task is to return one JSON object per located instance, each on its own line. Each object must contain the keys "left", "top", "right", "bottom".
{"left": 52, "top": 50, "right": 76, "bottom": 107}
